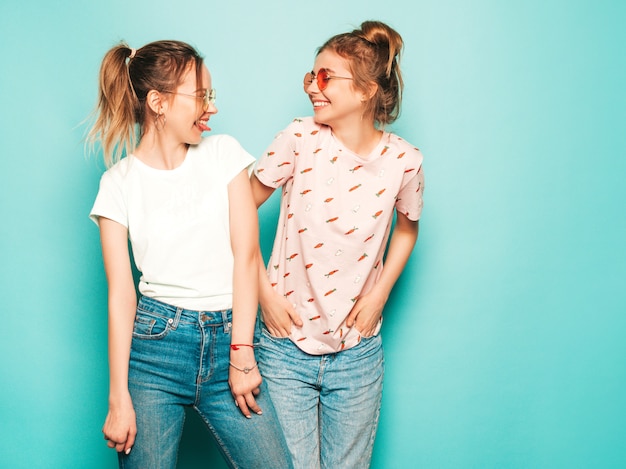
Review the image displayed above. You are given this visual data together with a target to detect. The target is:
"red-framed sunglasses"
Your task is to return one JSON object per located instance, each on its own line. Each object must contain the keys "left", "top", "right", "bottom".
{"left": 303, "top": 68, "right": 353, "bottom": 92}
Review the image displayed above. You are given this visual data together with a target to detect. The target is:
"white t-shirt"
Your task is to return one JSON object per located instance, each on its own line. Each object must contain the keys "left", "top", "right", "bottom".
{"left": 90, "top": 135, "right": 255, "bottom": 310}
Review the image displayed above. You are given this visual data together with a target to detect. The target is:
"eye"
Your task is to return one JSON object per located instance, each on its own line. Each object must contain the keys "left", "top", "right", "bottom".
{"left": 318, "top": 69, "right": 331, "bottom": 82}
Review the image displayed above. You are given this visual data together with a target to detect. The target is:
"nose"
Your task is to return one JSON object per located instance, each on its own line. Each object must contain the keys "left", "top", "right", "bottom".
{"left": 203, "top": 99, "right": 217, "bottom": 114}
{"left": 304, "top": 78, "right": 319, "bottom": 94}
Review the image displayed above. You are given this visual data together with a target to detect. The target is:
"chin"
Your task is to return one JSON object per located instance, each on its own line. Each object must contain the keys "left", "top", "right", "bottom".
{"left": 312, "top": 114, "right": 329, "bottom": 127}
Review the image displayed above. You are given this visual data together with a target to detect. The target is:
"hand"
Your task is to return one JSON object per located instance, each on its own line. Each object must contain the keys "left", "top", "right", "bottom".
{"left": 345, "top": 289, "right": 387, "bottom": 338}
{"left": 102, "top": 392, "right": 136, "bottom": 455}
{"left": 260, "top": 288, "right": 302, "bottom": 337}
{"left": 229, "top": 348, "right": 263, "bottom": 418}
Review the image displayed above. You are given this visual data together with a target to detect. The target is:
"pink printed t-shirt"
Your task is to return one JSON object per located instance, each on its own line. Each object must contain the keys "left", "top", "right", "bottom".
{"left": 255, "top": 117, "right": 424, "bottom": 355}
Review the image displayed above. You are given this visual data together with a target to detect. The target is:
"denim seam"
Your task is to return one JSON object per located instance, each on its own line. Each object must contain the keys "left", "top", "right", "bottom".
{"left": 193, "top": 408, "right": 239, "bottom": 468}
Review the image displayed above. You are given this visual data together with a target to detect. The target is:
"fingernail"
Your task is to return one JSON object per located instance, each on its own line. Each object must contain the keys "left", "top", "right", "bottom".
{"left": 246, "top": 415, "right": 252, "bottom": 419}
{"left": 125, "top": 448, "right": 132, "bottom": 455}
{"left": 257, "top": 410, "right": 263, "bottom": 415}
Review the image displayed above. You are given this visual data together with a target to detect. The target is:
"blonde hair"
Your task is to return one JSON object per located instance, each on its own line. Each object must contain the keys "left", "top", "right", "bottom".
{"left": 87, "top": 40, "right": 204, "bottom": 167}
{"left": 319, "top": 20, "right": 404, "bottom": 126}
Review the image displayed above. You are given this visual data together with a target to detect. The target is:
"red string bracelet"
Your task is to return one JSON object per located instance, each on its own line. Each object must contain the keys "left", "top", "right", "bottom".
{"left": 230, "top": 344, "right": 254, "bottom": 350}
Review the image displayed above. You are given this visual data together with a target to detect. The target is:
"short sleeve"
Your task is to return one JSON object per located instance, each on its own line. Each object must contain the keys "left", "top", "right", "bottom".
{"left": 395, "top": 158, "right": 425, "bottom": 221}
{"left": 89, "top": 170, "right": 127, "bottom": 227}
{"left": 210, "top": 134, "right": 256, "bottom": 182}
{"left": 254, "top": 119, "right": 302, "bottom": 189}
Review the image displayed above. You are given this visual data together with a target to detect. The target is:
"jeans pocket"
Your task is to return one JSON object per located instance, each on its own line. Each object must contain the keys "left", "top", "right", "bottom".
{"left": 261, "top": 326, "right": 292, "bottom": 342}
{"left": 353, "top": 325, "right": 377, "bottom": 340}
{"left": 132, "top": 310, "right": 172, "bottom": 339}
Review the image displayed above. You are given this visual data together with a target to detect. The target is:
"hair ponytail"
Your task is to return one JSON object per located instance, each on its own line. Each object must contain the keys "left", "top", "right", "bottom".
{"left": 88, "top": 44, "right": 139, "bottom": 167}
{"left": 87, "top": 40, "right": 203, "bottom": 167}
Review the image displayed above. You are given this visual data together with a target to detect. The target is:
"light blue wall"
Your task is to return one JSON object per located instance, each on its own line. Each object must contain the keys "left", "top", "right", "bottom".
{"left": 1, "top": 0, "right": 624, "bottom": 468}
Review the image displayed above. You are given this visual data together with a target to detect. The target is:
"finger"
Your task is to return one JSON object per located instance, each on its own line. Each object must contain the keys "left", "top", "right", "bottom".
{"left": 244, "top": 392, "right": 263, "bottom": 415}
{"left": 252, "top": 387, "right": 261, "bottom": 396}
{"left": 289, "top": 309, "right": 303, "bottom": 327}
{"left": 124, "top": 428, "right": 137, "bottom": 455}
{"left": 270, "top": 324, "right": 289, "bottom": 338}
{"left": 235, "top": 396, "right": 252, "bottom": 418}
{"left": 284, "top": 304, "right": 302, "bottom": 327}
{"left": 345, "top": 311, "right": 357, "bottom": 327}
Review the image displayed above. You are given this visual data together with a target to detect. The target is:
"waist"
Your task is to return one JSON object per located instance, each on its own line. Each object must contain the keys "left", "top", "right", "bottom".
{"left": 137, "top": 295, "right": 232, "bottom": 326}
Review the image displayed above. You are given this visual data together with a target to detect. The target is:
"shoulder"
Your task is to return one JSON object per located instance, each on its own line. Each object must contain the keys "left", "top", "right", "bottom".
{"left": 281, "top": 117, "right": 324, "bottom": 134}
{"left": 386, "top": 133, "right": 424, "bottom": 166}
{"left": 190, "top": 134, "right": 251, "bottom": 162}
{"left": 190, "top": 134, "right": 254, "bottom": 173}
{"left": 269, "top": 118, "right": 328, "bottom": 148}
{"left": 298, "top": 116, "right": 326, "bottom": 134}
{"left": 194, "top": 134, "right": 244, "bottom": 153}
{"left": 99, "top": 157, "right": 133, "bottom": 185}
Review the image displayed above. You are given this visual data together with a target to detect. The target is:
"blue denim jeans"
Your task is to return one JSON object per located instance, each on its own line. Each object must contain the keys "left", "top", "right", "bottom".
{"left": 119, "top": 296, "right": 292, "bottom": 469}
{"left": 257, "top": 328, "right": 384, "bottom": 469}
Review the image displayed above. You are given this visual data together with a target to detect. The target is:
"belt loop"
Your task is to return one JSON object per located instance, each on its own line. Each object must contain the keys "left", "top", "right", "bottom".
{"left": 169, "top": 307, "right": 182, "bottom": 330}
{"left": 222, "top": 310, "right": 232, "bottom": 334}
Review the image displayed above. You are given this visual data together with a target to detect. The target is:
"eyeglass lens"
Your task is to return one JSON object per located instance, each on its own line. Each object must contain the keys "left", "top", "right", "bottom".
{"left": 303, "top": 69, "right": 330, "bottom": 91}
{"left": 203, "top": 89, "right": 216, "bottom": 109}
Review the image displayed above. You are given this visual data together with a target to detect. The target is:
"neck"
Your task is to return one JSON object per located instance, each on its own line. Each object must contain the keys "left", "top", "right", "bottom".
{"left": 330, "top": 119, "right": 382, "bottom": 158}
{"left": 133, "top": 130, "right": 189, "bottom": 170}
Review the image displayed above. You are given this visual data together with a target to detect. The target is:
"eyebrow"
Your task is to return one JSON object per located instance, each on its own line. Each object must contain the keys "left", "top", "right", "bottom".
{"left": 314, "top": 68, "right": 338, "bottom": 76}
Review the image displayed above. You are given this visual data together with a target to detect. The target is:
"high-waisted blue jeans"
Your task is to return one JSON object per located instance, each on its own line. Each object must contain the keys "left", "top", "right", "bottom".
{"left": 257, "top": 328, "right": 384, "bottom": 469}
{"left": 119, "top": 296, "right": 292, "bottom": 469}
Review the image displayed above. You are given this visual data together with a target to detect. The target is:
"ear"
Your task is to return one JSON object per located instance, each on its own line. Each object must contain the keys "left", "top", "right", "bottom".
{"left": 358, "top": 82, "right": 378, "bottom": 105}
{"left": 364, "top": 81, "right": 378, "bottom": 101}
{"left": 146, "top": 89, "right": 167, "bottom": 115}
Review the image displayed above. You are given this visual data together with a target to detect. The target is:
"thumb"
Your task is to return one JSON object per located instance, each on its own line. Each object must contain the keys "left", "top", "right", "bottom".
{"left": 345, "top": 307, "right": 358, "bottom": 328}
{"left": 287, "top": 304, "right": 303, "bottom": 327}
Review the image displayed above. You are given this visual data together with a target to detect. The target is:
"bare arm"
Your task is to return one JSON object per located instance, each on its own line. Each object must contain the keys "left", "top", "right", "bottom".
{"left": 250, "top": 173, "right": 275, "bottom": 208}
{"left": 228, "top": 169, "right": 264, "bottom": 418}
{"left": 346, "top": 213, "right": 419, "bottom": 336}
{"left": 99, "top": 217, "right": 137, "bottom": 454}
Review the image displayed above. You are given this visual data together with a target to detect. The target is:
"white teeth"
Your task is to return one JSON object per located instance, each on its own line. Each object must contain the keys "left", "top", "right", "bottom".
{"left": 313, "top": 101, "right": 329, "bottom": 107}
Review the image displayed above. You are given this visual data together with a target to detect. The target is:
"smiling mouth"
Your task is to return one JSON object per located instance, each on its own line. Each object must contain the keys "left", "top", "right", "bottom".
{"left": 313, "top": 101, "right": 329, "bottom": 109}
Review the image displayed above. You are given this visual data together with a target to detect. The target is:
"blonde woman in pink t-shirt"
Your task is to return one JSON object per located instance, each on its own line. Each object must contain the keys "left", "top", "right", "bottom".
{"left": 251, "top": 21, "right": 425, "bottom": 468}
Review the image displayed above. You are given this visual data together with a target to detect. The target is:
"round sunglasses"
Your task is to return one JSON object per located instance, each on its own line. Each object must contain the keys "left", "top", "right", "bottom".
{"left": 303, "top": 68, "right": 353, "bottom": 92}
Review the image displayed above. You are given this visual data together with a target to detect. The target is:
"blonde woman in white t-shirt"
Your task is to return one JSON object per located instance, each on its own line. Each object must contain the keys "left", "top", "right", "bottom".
{"left": 87, "top": 40, "right": 291, "bottom": 469}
